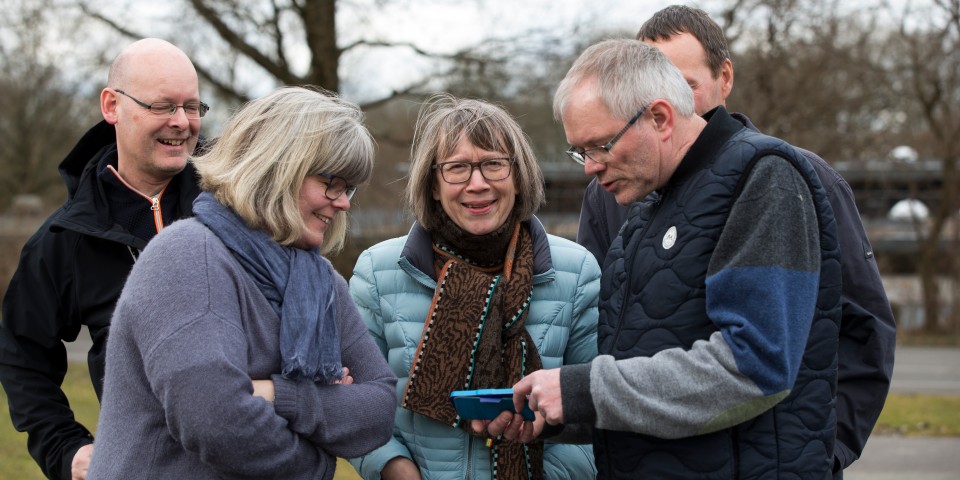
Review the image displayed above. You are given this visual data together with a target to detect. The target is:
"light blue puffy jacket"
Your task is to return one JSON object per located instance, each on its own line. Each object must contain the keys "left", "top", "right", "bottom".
{"left": 348, "top": 219, "right": 600, "bottom": 480}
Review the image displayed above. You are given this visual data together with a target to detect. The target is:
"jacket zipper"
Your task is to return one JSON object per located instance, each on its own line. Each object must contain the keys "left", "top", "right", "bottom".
{"left": 104, "top": 165, "right": 167, "bottom": 234}
{"left": 602, "top": 193, "right": 664, "bottom": 478}
{"left": 612, "top": 190, "right": 665, "bottom": 345}
{"left": 149, "top": 195, "right": 163, "bottom": 232}
{"left": 733, "top": 428, "right": 740, "bottom": 479}
{"left": 467, "top": 435, "right": 473, "bottom": 479}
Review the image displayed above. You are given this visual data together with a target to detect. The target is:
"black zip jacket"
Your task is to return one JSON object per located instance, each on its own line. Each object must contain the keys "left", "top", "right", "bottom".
{"left": 0, "top": 120, "right": 201, "bottom": 479}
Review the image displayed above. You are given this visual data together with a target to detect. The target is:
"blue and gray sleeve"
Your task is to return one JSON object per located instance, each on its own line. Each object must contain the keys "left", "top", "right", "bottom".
{"left": 578, "top": 155, "right": 821, "bottom": 438}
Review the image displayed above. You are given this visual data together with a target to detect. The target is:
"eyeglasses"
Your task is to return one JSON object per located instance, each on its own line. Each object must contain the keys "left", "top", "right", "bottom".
{"left": 565, "top": 104, "right": 649, "bottom": 165}
{"left": 432, "top": 158, "right": 515, "bottom": 184}
{"left": 114, "top": 89, "right": 210, "bottom": 119}
{"left": 318, "top": 173, "right": 358, "bottom": 201}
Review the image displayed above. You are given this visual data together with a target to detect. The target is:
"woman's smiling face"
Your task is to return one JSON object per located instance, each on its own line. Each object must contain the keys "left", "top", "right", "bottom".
{"left": 432, "top": 135, "right": 516, "bottom": 235}
{"left": 293, "top": 173, "right": 351, "bottom": 249}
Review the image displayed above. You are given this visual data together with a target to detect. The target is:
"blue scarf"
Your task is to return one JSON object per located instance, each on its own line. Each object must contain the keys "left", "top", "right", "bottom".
{"left": 193, "top": 192, "right": 342, "bottom": 383}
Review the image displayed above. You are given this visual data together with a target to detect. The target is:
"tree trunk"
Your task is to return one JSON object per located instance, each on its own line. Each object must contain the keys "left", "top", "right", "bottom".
{"left": 302, "top": 0, "right": 339, "bottom": 92}
{"left": 918, "top": 242, "right": 942, "bottom": 334}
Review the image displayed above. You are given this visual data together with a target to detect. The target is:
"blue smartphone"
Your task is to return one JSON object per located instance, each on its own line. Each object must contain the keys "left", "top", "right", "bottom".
{"left": 449, "top": 388, "right": 535, "bottom": 421}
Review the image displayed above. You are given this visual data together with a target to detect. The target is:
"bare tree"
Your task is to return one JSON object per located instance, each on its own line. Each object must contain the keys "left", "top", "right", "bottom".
{"left": 73, "top": 0, "right": 565, "bottom": 111}
{"left": 886, "top": 0, "right": 960, "bottom": 333}
{"left": 725, "top": 0, "right": 900, "bottom": 163}
{"left": 717, "top": 0, "right": 959, "bottom": 333}
{"left": 0, "top": 0, "right": 100, "bottom": 211}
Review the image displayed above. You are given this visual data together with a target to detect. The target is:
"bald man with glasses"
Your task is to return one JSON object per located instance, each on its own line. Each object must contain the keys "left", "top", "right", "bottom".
{"left": 0, "top": 38, "right": 207, "bottom": 480}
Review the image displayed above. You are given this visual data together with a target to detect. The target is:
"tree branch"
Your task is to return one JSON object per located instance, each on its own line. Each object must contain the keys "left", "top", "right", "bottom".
{"left": 187, "top": 0, "right": 303, "bottom": 84}
{"left": 80, "top": 4, "right": 143, "bottom": 43}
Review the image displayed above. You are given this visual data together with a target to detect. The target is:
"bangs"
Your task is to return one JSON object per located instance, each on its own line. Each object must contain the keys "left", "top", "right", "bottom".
{"left": 465, "top": 119, "right": 511, "bottom": 155}
{"left": 310, "top": 125, "right": 375, "bottom": 186}
{"left": 436, "top": 109, "right": 512, "bottom": 159}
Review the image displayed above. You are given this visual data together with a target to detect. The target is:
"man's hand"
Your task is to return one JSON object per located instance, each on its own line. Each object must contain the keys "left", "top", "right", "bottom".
{"left": 513, "top": 368, "right": 565, "bottom": 425}
{"left": 71, "top": 443, "right": 94, "bottom": 480}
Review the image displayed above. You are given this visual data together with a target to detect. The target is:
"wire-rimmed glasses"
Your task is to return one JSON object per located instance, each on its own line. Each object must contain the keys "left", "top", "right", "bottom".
{"left": 565, "top": 104, "right": 649, "bottom": 165}
{"left": 114, "top": 89, "right": 210, "bottom": 119}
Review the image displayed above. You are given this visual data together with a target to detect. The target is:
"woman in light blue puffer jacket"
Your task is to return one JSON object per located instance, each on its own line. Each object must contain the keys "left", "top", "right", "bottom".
{"left": 348, "top": 94, "right": 599, "bottom": 480}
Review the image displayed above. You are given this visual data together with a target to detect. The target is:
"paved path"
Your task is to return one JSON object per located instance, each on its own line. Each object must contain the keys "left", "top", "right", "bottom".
{"left": 67, "top": 328, "right": 92, "bottom": 363}
{"left": 888, "top": 346, "right": 960, "bottom": 395}
{"left": 840, "top": 346, "right": 960, "bottom": 479}
{"left": 846, "top": 436, "right": 960, "bottom": 480}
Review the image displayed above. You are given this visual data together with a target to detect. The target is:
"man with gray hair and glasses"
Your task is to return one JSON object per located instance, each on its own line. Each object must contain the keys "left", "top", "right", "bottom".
{"left": 575, "top": 6, "right": 895, "bottom": 477}
{"left": 493, "top": 38, "right": 842, "bottom": 479}
{"left": 0, "top": 38, "right": 206, "bottom": 480}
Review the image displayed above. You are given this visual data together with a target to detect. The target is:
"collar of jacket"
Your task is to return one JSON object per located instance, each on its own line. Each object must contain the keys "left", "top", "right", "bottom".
{"left": 48, "top": 121, "right": 202, "bottom": 248}
{"left": 729, "top": 111, "right": 759, "bottom": 133}
{"left": 666, "top": 106, "right": 745, "bottom": 189}
{"left": 58, "top": 120, "right": 117, "bottom": 198}
{"left": 399, "top": 216, "right": 554, "bottom": 284}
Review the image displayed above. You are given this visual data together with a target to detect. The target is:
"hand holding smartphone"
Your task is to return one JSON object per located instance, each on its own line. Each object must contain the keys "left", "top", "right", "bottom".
{"left": 449, "top": 388, "right": 535, "bottom": 421}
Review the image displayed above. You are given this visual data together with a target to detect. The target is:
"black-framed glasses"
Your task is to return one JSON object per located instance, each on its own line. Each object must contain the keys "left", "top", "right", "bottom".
{"left": 114, "top": 89, "right": 210, "bottom": 119}
{"left": 432, "top": 158, "right": 515, "bottom": 184}
{"left": 565, "top": 104, "right": 649, "bottom": 165}
{"left": 318, "top": 173, "right": 357, "bottom": 201}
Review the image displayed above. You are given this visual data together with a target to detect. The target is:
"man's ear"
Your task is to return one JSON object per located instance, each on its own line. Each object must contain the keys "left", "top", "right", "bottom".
{"left": 719, "top": 58, "right": 734, "bottom": 102}
{"left": 649, "top": 100, "right": 675, "bottom": 140}
{"left": 101, "top": 89, "right": 120, "bottom": 125}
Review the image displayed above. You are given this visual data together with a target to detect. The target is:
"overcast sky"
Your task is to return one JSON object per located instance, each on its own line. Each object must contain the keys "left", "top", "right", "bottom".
{"left": 27, "top": 0, "right": 933, "bottom": 109}
{"left": 333, "top": 0, "right": 730, "bottom": 101}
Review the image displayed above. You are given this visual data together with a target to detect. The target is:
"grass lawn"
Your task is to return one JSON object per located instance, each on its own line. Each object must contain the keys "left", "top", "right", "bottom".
{"left": 3, "top": 362, "right": 959, "bottom": 478}
{"left": 873, "top": 393, "right": 960, "bottom": 436}
{"left": 0, "top": 362, "right": 361, "bottom": 479}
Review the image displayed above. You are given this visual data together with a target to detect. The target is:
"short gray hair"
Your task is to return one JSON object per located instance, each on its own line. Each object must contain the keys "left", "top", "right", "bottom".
{"left": 193, "top": 86, "right": 375, "bottom": 254}
{"left": 554, "top": 39, "right": 695, "bottom": 122}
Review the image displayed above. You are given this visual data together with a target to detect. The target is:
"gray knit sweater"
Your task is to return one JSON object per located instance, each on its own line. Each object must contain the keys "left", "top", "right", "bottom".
{"left": 87, "top": 218, "right": 397, "bottom": 480}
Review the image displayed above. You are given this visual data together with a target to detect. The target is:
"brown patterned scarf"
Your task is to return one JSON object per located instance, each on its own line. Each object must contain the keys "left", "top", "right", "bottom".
{"left": 402, "top": 219, "right": 544, "bottom": 480}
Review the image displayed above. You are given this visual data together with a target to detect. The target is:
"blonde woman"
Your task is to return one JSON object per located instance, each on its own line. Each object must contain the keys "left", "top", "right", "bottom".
{"left": 88, "top": 87, "right": 396, "bottom": 480}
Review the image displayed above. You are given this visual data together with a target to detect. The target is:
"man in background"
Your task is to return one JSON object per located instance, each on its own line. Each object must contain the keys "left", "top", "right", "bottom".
{"left": 576, "top": 6, "right": 895, "bottom": 475}
{"left": 0, "top": 38, "right": 206, "bottom": 480}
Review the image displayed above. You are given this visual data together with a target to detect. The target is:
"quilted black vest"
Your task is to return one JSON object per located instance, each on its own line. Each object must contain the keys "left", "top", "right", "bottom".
{"left": 594, "top": 108, "right": 841, "bottom": 479}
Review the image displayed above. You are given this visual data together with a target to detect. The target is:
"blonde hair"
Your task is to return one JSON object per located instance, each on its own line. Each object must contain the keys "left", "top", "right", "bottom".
{"left": 193, "top": 86, "right": 375, "bottom": 254}
{"left": 406, "top": 94, "right": 544, "bottom": 230}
